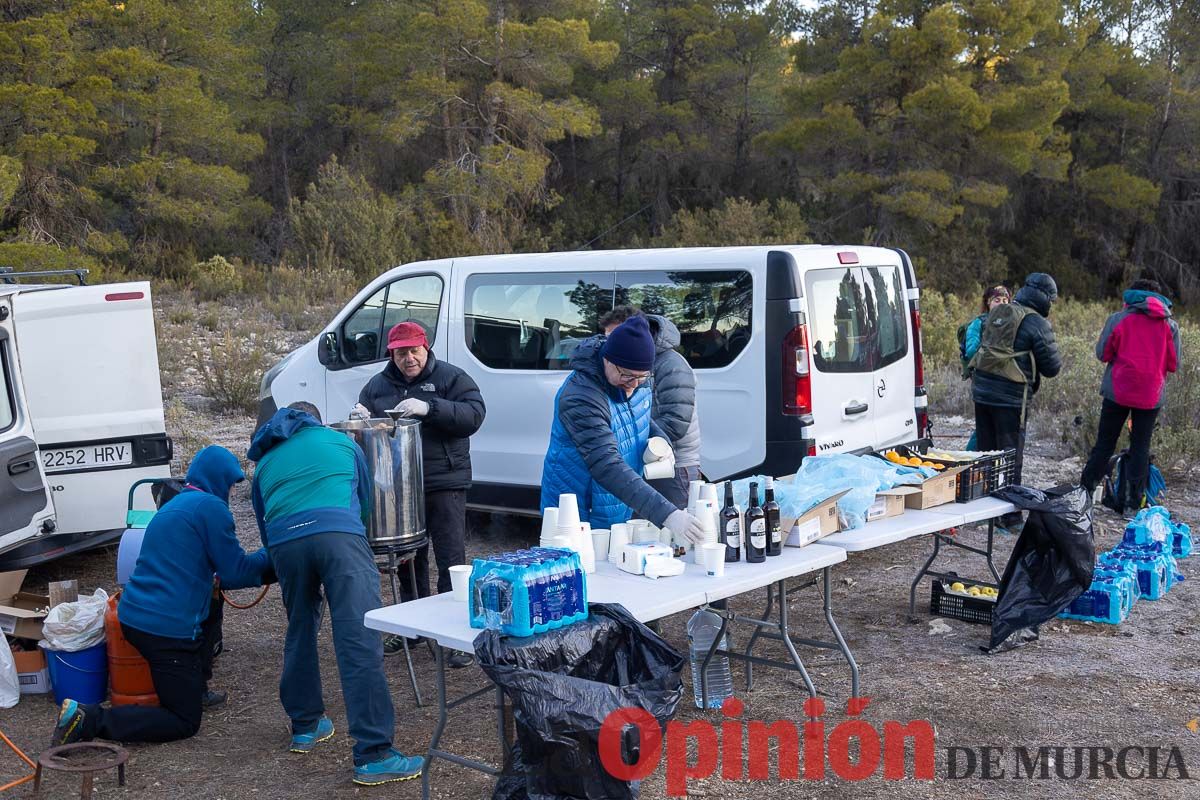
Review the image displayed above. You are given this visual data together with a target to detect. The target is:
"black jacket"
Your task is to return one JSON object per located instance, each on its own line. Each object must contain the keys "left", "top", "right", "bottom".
{"left": 358, "top": 354, "right": 486, "bottom": 492}
{"left": 972, "top": 274, "right": 1063, "bottom": 409}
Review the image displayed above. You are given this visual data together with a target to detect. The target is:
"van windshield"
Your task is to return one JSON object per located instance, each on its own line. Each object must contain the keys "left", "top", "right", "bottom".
{"left": 806, "top": 266, "right": 908, "bottom": 373}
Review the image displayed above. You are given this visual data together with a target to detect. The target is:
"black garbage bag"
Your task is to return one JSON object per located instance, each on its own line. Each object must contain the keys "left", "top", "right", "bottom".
{"left": 987, "top": 485, "right": 1095, "bottom": 653}
{"left": 475, "top": 603, "right": 686, "bottom": 800}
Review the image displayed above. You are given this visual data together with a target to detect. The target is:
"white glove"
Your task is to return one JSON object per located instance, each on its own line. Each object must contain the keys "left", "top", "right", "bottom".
{"left": 393, "top": 398, "right": 430, "bottom": 418}
{"left": 350, "top": 403, "right": 371, "bottom": 420}
{"left": 644, "top": 436, "right": 675, "bottom": 464}
{"left": 664, "top": 509, "right": 706, "bottom": 545}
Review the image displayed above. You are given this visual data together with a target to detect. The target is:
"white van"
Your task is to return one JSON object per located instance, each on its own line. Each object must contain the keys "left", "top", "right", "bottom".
{"left": 0, "top": 274, "right": 172, "bottom": 569}
{"left": 258, "top": 245, "right": 930, "bottom": 514}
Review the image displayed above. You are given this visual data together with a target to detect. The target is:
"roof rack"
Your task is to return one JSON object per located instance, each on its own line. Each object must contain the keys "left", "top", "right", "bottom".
{"left": 0, "top": 267, "right": 89, "bottom": 286}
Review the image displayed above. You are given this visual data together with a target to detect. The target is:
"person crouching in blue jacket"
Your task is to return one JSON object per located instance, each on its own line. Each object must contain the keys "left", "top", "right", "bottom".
{"left": 52, "top": 446, "right": 272, "bottom": 747}
{"left": 541, "top": 316, "right": 705, "bottom": 543}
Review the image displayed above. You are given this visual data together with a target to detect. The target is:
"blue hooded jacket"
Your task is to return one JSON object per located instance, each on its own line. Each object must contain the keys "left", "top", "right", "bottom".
{"left": 248, "top": 408, "right": 371, "bottom": 548}
{"left": 119, "top": 446, "right": 269, "bottom": 640}
{"left": 540, "top": 336, "right": 676, "bottom": 529}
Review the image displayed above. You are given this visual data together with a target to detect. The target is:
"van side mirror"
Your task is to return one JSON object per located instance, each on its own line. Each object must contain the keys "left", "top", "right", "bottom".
{"left": 318, "top": 331, "right": 339, "bottom": 366}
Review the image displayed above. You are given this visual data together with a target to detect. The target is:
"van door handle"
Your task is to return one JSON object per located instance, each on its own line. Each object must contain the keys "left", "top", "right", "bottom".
{"left": 8, "top": 459, "right": 35, "bottom": 476}
{"left": 844, "top": 402, "right": 869, "bottom": 416}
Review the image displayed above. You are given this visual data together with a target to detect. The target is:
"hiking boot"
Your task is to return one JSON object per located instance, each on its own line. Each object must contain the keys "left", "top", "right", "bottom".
{"left": 202, "top": 690, "right": 227, "bottom": 710}
{"left": 382, "top": 634, "right": 408, "bottom": 657}
{"left": 51, "top": 700, "right": 90, "bottom": 747}
{"left": 447, "top": 651, "right": 474, "bottom": 669}
{"left": 353, "top": 749, "right": 425, "bottom": 786}
{"left": 289, "top": 716, "right": 335, "bottom": 753}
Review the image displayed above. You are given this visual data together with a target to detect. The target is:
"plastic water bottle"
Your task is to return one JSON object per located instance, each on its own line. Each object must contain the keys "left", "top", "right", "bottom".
{"left": 687, "top": 609, "right": 733, "bottom": 710}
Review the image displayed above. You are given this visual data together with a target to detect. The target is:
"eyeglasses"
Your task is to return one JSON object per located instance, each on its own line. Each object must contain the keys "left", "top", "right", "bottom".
{"left": 613, "top": 366, "right": 651, "bottom": 385}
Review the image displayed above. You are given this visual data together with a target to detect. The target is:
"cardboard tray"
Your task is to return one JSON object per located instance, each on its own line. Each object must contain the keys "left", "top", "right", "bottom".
{"left": 784, "top": 490, "right": 849, "bottom": 547}
{"left": 0, "top": 592, "right": 51, "bottom": 640}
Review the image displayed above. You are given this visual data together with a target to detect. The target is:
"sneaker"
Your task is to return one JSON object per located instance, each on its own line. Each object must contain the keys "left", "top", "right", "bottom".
{"left": 447, "top": 651, "right": 474, "bottom": 669}
{"left": 382, "top": 634, "right": 407, "bottom": 657}
{"left": 289, "top": 716, "right": 335, "bottom": 753}
{"left": 353, "top": 749, "right": 425, "bottom": 786}
{"left": 51, "top": 699, "right": 89, "bottom": 746}
{"left": 202, "top": 690, "right": 227, "bottom": 710}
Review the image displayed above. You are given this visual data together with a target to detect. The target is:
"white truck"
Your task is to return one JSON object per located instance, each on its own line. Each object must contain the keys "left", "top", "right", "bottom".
{"left": 0, "top": 270, "right": 172, "bottom": 570}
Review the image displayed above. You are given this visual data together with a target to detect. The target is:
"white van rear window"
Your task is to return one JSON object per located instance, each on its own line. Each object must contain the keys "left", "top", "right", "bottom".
{"left": 806, "top": 266, "right": 908, "bottom": 373}
{"left": 0, "top": 345, "right": 13, "bottom": 432}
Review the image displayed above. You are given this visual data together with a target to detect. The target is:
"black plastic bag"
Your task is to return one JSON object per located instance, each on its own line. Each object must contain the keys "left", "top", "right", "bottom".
{"left": 987, "top": 485, "right": 1095, "bottom": 653}
{"left": 475, "top": 603, "right": 685, "bottom": 800}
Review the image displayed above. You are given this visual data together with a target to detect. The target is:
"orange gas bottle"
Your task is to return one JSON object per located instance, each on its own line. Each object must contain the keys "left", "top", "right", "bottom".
{"left": 106, "top": 592, "right": 159, "bottom": 707}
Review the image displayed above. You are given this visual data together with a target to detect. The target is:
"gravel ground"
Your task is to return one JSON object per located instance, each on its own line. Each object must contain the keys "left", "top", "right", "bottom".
{"left": 3, "top": 334, "right": 1197, "bottom": 798}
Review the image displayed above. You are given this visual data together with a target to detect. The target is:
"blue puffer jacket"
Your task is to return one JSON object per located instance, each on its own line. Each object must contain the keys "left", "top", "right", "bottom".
{"left": 540, "top": 337, "right": 676, "bottom": 529}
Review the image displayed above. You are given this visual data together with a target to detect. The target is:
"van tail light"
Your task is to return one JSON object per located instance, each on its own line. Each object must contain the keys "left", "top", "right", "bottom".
{"left": 916, "top": 408, "right": 929, "bottom": 439}
{"left": 806, "top": 443, "right": 817, "bottom": 458}
{"left": 911, "top": 306, "right": 925, "bottom": 390}
{"left": 783, "top": 324, "right": 812, "bottom": 416}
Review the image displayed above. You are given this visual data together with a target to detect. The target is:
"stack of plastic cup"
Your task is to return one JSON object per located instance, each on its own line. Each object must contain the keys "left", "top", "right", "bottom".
{"left": 539, "top": 506, "right": 560, "bottom": 548}
{"left": 556, "top": 494, "right": 582, "bottom": 544}
{"left": 698, "top": 483, "right": 719, "bottom": 510}
{"left": 577, "top": 522, "right": 596, "bottom": 574}
{"left": 609, "top": 523, "right": 630, "bottom": 562}
{"left": 693, "top": 499, "right": 720, "bottom": 563}
{"left": 687, "top": 481, "right": 705, "bottom": 515}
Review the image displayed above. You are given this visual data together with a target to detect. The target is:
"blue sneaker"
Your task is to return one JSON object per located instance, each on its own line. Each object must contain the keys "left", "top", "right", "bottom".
{"left": 289, "top": 716, "right": 335, "bottom": 753}
{"left": 51, "top": 699, "right": 89, "bottom": 746}
{"left": 352, "top": 749, "right": 425, "bottom": 786}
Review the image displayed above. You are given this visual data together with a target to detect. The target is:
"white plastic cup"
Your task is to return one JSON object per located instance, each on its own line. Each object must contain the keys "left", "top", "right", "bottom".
{"left": 557, "top": 494, "right": 581, "bottom": 530}
{"left": 539, "top": 507, "right": 559, "bottom": 541}
{"left": 449, "top": 565, "right": 473, "bottom": 602}
{"left": 609, "top": 524, "right": 629, "bottom": 562}
{"left": 687, "top": 480, "right": 704, "bottom": 513}
{"left": 551, "top": 534, "right": 574, "bottom": 551}
{"left": 698, "top": 483, "right": 719, "bottom": 507}
{"left": 643, "top": 459, "right": 675, "bottom": 480}
{"left": 644, "top": 436, "right": 673, "bottom": 464}
{"left": 700, "top": 543, "right": 725, "bottom": 577}
{"left": 591, "top": 529, "right": 610, "bottom": 564}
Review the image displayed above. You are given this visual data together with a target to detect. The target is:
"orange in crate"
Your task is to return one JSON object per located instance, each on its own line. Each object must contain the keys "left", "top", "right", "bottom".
{"left": 106, "top": 592, "right": 159, "bottom": 707}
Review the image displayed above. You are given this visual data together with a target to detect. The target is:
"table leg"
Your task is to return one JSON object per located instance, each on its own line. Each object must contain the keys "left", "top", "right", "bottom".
{"left": 909, "top": 533, "right": 943, "bottom": 621}
{"left": 495, "top": 686, "right": 511, "bottom": 761}
{"left": 774, "top": 579, "right": 818, "bottom": 699}
{"left": 744, "top": 584, "right": 775, "bottom": 693}
{"left": 80, "top": 773, "right": 93, "bottom": 800}
{"left": 985, "top": 520, "right": 1000, "bottom": 582}
{"left": 821, "top": 566, "right": 859, "bottom": 697}
{"left": 118, "top": 762, "right": 125, "bottom": 787}
{"left": 422, "top": 644, "right": 447, "bottom": 800}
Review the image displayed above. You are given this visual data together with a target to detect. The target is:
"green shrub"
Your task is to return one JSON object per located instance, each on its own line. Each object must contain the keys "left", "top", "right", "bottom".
{"left": 192, "top": 255, "right": 243, "bottom": 300}
{"left": 164, "top": 400, "right": 214, "bottom": 473}
{"left": 194, "top": 328, "right": 272, "bottom": 415}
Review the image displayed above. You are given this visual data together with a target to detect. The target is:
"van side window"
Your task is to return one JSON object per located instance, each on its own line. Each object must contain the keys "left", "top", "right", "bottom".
{"left": 340, "top": 275, "right": 444, "bottom": 364}
{"left": 806, "top": 266, "right": 908, "bottom": 373}
{"left": 465, "top": 273, "right": 615, "bottom": 370}
{"left": 0, "top": 344, "right": 14, "bottom": 432}
{"left": 616, "top": 270, "right": 752, "bottom": 369}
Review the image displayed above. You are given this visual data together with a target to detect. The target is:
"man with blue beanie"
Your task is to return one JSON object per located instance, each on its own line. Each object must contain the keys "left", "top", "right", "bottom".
{"left": 51, "top": 446, "right": 271, "bottom": 747}
{"left": 541, "top": 316, "right": 705, "bottom": 542}
{"left": 248, "top": 402, "right": 422, "bottom": 786}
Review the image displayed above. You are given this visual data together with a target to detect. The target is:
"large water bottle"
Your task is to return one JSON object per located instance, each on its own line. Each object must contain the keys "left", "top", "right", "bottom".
{"left": 687, "top": 609, "right": 733, "bottom": 710}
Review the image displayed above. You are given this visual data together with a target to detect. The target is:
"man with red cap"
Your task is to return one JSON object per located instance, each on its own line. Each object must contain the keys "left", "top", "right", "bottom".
{"left": 355, "top": 322, "right": 485, "bottom": 667}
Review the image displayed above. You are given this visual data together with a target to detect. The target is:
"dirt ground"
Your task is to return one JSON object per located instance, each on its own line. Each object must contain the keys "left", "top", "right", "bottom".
{"left": 3, "top": 385, "right": 1198, "bottom": 797}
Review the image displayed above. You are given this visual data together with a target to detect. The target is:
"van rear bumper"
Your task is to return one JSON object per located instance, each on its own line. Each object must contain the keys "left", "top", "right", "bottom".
{"left": 0, "top": 527, "right": 124, "bottom": 571}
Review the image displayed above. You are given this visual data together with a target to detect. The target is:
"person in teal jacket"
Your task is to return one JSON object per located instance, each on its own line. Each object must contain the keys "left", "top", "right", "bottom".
{"left": 52, "top": 446, "right": 270, "bottom": 747}
{"left": 960, "top": 284, "right": 1011, "bottom": 450}
{"left": 248, "top": 402, "right": 423, "bottom": 787}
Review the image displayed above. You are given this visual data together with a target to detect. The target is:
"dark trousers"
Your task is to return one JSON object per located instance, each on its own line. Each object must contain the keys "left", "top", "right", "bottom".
{"left": 649, "top": 465, "right": 702, "bottom": 511}
{"left": 975, "top": 403, "right": 1026, "bottom": 525}
{"left": 200, "top": 591, "right": 223, "bottom": 688}
{"left": 1081, "top": 399, "right": 1159, "bottom": 504}
{"left": 401, "top": 489, "right": 466, "bottom": 600}
{"left": 271, "top": 532, "right": 394, "bottom": 766}
{"left": 85, "top": 624, "right": 205, "bottom": 743}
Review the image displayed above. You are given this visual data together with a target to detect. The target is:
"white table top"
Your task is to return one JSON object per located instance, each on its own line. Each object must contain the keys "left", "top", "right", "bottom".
{"left": 926, "top": 495, "right": 1016, "bottom": 524}
{"left": 364, "top": 543, "right": 847, "bottom": 653}
{"left": 820, "top": 496, "right": 1016, "bottom": 552}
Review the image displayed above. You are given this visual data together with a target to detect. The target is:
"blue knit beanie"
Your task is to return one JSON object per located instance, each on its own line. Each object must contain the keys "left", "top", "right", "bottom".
{"left": 601, "top": 316, "right": 655, "bottom": 371}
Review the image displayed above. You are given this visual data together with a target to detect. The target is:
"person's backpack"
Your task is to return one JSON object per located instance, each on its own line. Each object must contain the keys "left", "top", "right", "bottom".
{"left": 1102, "top": 450, "right": 1166, "bottom": 513}
{"left": 956, "top": 317, "right": 977, "bottom": 379}
{"left": 969, "top": 303, "right": 1037, "bottom": 422}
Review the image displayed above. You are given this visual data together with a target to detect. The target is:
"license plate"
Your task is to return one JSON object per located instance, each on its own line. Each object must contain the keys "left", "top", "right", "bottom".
{"left": 41, "top": 442, "right": 134, "bottom": 473}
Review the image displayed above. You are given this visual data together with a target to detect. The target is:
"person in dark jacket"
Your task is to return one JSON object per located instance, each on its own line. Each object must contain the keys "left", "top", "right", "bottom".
{"left": 355, "top": 322, "right": 485, "bottom": 603}
{"left": 249, "top": 403, "right": 423, "bottom": 786}
{"left": 971, "top": 273, "right": 1063, "bottom": 528}
{"left": 52, "top": 447, "right": 270, "bottom": 748}
{"left": 541, "top": 316, "right": 705, "bottom": 541}
{"left": 1080, "top": 279, "right": 1181, "bottom": 510}
{"left": 600, "top": 307, "right": 702, "bottom": 509}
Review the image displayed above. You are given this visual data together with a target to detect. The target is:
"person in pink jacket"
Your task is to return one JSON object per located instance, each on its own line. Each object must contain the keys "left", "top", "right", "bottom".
{"left": 1080, "top": 279, "right": 1181, "bottom": 511}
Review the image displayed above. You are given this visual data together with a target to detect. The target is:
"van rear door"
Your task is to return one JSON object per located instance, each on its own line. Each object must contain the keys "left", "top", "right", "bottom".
{"left": 0, "top": 294, "right": 54, "bottom": 555}
{"left": 862, "top": 263, "right": 917, "bottom": 446}
{"left": 803, "top": 267, "right": 877, "bottom": 453}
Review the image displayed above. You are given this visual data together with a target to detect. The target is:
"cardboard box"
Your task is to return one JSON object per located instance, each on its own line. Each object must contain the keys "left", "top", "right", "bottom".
{"left": 866, "top": 489, "right": 911, "bottom": 522}
{"left": 0, "top": 570, "right": 28, "bottom": 599}
{"left": 0, "top": 592, "right": 51, "bottom": 640}
{"left": 785, "top": 491, "right": 848, "bottom": 548}
{"left": 12, "top": 648, "right": 51, "bottom": 695}
{"left": 902, "top": 466, "right": 967, "bottom": 509}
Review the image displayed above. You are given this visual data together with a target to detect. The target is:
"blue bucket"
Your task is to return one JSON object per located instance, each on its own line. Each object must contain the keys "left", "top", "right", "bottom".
{"left": 42, "top": 641, "right": 108, "bottom": 705}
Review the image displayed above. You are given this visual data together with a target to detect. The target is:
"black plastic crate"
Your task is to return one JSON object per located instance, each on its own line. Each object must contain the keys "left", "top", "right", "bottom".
{"left": 930, "top": 578, "right": 997, "bottom": 625}
{"left": 892, "top": 445, "right": 1017, "bottom": 502}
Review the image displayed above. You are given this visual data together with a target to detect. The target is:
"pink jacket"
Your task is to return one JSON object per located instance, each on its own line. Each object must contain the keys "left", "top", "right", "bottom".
{"left": 1097, "top": 291, "right": 1181, "bottom": 410}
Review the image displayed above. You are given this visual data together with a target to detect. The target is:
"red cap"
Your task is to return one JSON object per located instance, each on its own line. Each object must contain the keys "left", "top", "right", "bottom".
{"left": 386, "top": 321, "right": 429, "bottom": 351}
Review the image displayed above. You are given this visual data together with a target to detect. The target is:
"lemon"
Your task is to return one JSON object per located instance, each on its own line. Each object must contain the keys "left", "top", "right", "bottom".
{"left": 968, "top": 586, "right": 982, "bottom": 596}
{"left": 950, "top": 582, "right": 966, "bottom": 592}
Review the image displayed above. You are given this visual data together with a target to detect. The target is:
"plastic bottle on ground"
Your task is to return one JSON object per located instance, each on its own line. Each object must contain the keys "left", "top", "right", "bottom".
{"left": 687, "top": 609, "right": 733, "bottom": 710}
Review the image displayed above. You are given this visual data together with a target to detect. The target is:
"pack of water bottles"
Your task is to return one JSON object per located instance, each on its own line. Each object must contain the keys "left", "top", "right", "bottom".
{"left": 1121, "top": 506, "right": 1192, "bottom": 559}
{"left": 1098, "top": 545, "right": 1182, "bottom": 601}
{"left": 468, "top": 548, "right": 588, "bottom": 637}
{"left": 1060, "top": 567, "right": 1139, "bottom": 625}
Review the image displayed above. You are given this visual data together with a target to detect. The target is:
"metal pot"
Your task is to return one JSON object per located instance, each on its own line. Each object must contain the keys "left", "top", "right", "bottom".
{"left": 329, "top": 418, "right": 426, "bottom": 548}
